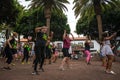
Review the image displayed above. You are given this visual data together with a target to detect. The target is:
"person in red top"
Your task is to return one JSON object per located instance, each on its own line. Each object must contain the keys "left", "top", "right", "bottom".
{"left": 59, "top": 30, "right": 74, "bottom": 70}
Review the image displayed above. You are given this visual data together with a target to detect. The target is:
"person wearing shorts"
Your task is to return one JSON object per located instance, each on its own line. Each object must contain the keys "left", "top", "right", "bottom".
{"left": 59, "top": 30, "right": 74, "bottom": 71}
{"left": 51, "top": 43, "right": 58, "bottom": 63}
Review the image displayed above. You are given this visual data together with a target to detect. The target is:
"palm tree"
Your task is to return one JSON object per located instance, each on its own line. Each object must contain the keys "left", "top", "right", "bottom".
{"left": 73, "top": 0, "right": 119, "bottom": 40}
{"left": 30, "top": 0, "right": 69, "bottom": 35}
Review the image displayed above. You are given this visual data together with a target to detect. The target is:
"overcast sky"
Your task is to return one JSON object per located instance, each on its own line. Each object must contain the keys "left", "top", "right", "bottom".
{"left": 18, "top": 0, "right": 79, "bottom": 37}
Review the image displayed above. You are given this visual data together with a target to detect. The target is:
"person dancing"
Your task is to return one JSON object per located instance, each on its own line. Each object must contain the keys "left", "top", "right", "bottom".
{"left": 44, "top": 32, "right": 53, "bottom": 65}
{"left": 51, "top": 43, "right": 58, "bottom": 63}
{"left": 3, "top": 32, "right": 18, "bottom": 70}
{"left": 59, "top": 30, "right": 74, "bottom": 71}
{"left": 32, "top": 26, "right": 53, "bottom": 75}
{"left": 101, "top": 32, "right": 117, "bottom": 75}
{"left": 21, "top": 42, "right": 31, "bottom": 64}
{"left": 84, "top": 36, "right": 91, "bottom": 65}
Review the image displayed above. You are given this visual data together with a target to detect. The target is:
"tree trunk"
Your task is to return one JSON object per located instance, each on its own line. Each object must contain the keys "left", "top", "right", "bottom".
{"left": 93, "top": 0, "right": 103, "bottom": 40}
{"left": 44, "top": 7, "right": 51, "bottom": 35}
{"left": 96, "top": 15, "right": 103, "bottom": 40}
{"left": 46, "top": 18, "right": 50, "bottom": 35}
{"left": 18, "top": 33, "right": 20, "bottom": 43}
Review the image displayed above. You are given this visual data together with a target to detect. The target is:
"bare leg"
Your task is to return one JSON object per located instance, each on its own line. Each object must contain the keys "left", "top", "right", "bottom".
{"left": 59, "top": 57, "right": 67, "bottom": 70}
{"left": 66, "top": 57, "right": 70, "bottom": 68}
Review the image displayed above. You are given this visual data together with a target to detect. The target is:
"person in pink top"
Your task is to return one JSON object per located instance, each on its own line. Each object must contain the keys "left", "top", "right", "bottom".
{"left": 59, "top": 30, "right": 74, "bottom": 70}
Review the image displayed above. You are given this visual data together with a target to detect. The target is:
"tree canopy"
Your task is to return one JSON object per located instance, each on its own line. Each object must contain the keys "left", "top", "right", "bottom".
{"left": 14, "top": 8, "right": 70, "bottom": 41}
{"left": 0, "top": 0, "right": 23, "bottom": 27}
{"left": 73, "top": 0, "right": 120, "bottom": 40}
{"left": 76, "top": 7, "right": 120, "bottom": 39}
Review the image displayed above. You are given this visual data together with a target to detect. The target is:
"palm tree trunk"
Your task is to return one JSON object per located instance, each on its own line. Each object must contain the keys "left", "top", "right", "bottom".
{"left": 93, "top": 0, "right": 103, "bottom": 40}
{"left": 96, "top": 15, "right": 103, "bottom": 40}
{"left": 44, "top": 7, "right": 51, "bottom": 35}
{"left": 46, "top": 18, "right": 50, "bottom": 35}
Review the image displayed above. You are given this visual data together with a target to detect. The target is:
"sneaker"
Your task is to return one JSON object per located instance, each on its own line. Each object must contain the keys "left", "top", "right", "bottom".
{"left": 87, "top": 62, "right": 91, "bottom": 65}
{"left": 3, "top": 67, "right": 11, "bottom": 70}
{"left": 106, "top": 70, "right": 116, "bottom": 75}
{"left": 11, "top": 63, "right": 15, "bottom": 66}
{"left": 32, "top": 71, "right": 39, "bottom": 75}
{"left": 21, "top": 62, "right": 24, "bottom": 64}
{"left": 7, "top": 67, "right": 11, "bottom": 70}
{"left": 2, "top": 67, "right": 7, "bottom": 70}
{"left": 59, "top": 66, "right": 65, "bottom": 71}
{"left": 39, "top": 68, "right": 44, "bottom": 72}
{"left": 27, "top": 62, "right": 30, "bottom": 64}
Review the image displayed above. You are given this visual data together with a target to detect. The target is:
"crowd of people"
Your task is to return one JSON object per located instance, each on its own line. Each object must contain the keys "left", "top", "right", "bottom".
{"left": 0, "top": 27, "right": 59, "bottom": 75}
{"left": 0, "top": 26, "right": 119, "bottom": 75}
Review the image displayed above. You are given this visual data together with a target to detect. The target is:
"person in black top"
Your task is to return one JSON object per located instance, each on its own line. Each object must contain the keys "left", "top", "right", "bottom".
{"left": 21, "top": 42, "right": 31, "bottom": 64}
{"left": 51, "top": 43, "right": 58, "bottom": 63}
{"left": 44, "top": 32, "right": 53, "bottom": 65}
{"left": 3, "top": 32, "right": 18, "bottom": 70}
{"left": 84, "top": 36, "right": 91, "bottom": 65}
{"left": 32, "top": 26, "right": 48, "bottom": 75}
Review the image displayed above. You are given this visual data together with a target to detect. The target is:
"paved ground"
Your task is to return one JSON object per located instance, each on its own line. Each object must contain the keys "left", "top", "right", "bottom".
{"left": 0, "top": 57, "right": 120, "bottom": 80}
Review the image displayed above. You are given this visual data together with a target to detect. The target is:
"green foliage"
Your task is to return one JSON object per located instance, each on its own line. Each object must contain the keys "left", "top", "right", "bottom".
{"left": 74, "top": 0, "right": 120, "bottom": 39}
{"left": 73, "top": 0, "right": 120, "bottom": 19}
{"left": 51, "top": 11, "right": 70, "bottom": 40}
{"left": 29, "top": 0, "right": 69, "bottom": 35}
{"left": 0, "top": 0, "right": 23, "bottom": 27}
{"left": 76, "top": 7, "right": 120, "bottom": 38}
{"left": 0, "top": 23, "right": 10, "bottom": 32}
{"left": 14, "top": 8, "right": 69, "bottom": 41}
{"left": 76, "top": 16, "right": 89, "bottom": 35}
{"left": 30, "top": 0, "right": 69, "bottom": 12}
{"left": 14, "top": 8, "right": 45, "bottom": 38}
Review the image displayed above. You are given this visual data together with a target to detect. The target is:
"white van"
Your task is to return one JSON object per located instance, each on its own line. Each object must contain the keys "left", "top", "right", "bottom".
{"left": 71, "top": 40, "right": 100, "bottom": 52}
{"left": 54, "top": 40, "right": 100, "bottom": 57}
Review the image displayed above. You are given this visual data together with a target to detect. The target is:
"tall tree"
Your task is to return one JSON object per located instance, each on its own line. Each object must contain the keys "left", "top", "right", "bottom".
{"left": 76, "top": 7, "right": 120, "bottom": 39}
{"left": 73, "top": 0, "right": 119, "bottom": 40}
{"left": 15, "top": 8, "right": 69, "bottom": 41}
{"left": 29, "top": 0, "right": 69, "bottom": 35}
{"left": 0, "top": 0, "right": 23, "bottom": 27}
{"left": 0, "top": 0, "right": 23, "bottom": 39}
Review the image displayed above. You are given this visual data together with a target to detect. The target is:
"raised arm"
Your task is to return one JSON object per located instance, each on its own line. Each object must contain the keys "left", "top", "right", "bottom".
{"left": 105, "top": 32, "right": 117, "bottom": 40}
{"left": 63, "top": 30, "right": 67, "bottom": 40}
{"left": 35, "top": 27, "right": 42, "bottom": 33}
